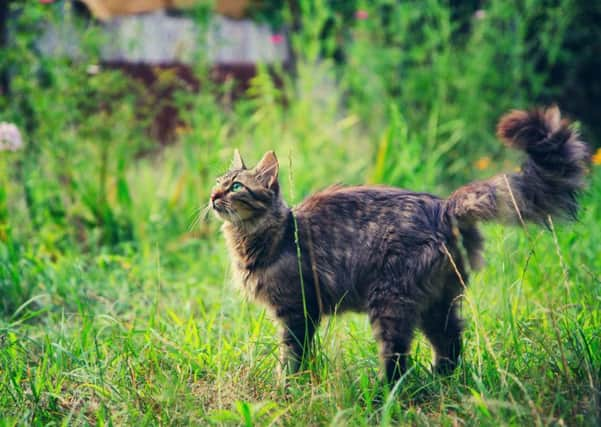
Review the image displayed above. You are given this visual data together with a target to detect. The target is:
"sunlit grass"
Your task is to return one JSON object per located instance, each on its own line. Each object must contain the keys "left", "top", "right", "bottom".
{"left": 1, "top": 137, "right": 598, "bottom": 424}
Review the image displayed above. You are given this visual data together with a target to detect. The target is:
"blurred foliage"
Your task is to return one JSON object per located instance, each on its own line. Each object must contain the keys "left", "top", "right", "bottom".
{"left": 0, "top": 0, "right": 596, "bottom": 311}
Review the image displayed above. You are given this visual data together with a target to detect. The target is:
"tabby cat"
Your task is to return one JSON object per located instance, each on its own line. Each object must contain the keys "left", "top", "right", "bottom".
{"left": 210, "top": 107, "right": 590, "bottom": 384}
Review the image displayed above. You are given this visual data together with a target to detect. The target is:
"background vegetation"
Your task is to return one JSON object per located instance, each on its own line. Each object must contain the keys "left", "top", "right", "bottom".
{"left": 1, "top": 0, "right": 600, "bottom": 425}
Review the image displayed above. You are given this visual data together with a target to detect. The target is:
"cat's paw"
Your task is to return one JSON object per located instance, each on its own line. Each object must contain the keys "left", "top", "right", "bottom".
{"left": 433, "top": 357, "right": 460, "bottom": 376}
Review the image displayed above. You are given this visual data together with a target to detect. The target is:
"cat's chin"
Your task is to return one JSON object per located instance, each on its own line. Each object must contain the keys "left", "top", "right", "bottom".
{"left": 213, "top": 211, "right": 236, "bottom": 224}
{"left": 214, "top": 209, "right": 253, "bottom": 226}
{"left": 211, "top": 207, "right": 231, "bottom": 222}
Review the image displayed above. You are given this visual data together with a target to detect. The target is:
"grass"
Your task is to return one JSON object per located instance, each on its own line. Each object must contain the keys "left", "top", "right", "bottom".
{"left": 1, "top": 0, "right": 600, "bottom": 425}
{"left": 4, "top": 168, "right": 600, "bottom": 426}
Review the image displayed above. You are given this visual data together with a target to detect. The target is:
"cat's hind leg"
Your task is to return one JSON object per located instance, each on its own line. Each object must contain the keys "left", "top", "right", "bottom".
{"left": 368, "top": 285, "right": 418, "bottom": 385}
{"left": 420, "top": 275, "right": 464, "bottom": 375}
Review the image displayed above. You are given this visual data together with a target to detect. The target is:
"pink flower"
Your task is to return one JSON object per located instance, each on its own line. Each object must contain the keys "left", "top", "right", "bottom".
{"left": 355, "top": 10, "right": 369, "bottom": 20}
{"left": 39, "top": 0, "right": 55, "bottom": 4}
{"left": 270, "top": 34, "right": 284, "bottom": 45}
{"left": 474, "top": 9, "right": 486, "bottom": 20}
{"left": 0, "top": 123, "right": 23, "bottom": 151}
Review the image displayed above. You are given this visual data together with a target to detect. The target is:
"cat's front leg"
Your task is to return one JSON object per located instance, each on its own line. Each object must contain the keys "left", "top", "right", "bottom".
{"left": 278, "top": 314, "right": 318, "bottom": 376}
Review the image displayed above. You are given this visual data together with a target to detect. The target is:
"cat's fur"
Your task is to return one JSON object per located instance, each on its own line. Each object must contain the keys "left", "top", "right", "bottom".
{"left": 210, "top": 107, "right": 590, "bottom": 383}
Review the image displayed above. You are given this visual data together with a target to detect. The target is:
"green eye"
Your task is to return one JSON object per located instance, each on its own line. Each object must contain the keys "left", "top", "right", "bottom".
{"left": 230, "top": 182, "right": 243, "bottom": 192}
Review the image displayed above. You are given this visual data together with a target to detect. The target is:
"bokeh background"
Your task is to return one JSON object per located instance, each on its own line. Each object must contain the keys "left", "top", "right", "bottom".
{"left": 1, "top": 1, "right": 600, "bottom": 425}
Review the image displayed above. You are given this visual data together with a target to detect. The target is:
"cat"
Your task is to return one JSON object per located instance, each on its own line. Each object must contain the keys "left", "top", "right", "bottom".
{"left": 210, "top": 106, "right": 590, "bottom": 384}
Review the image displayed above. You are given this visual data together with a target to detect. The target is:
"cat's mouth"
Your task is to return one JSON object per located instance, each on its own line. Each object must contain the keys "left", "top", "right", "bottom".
{"left": 211, "top": 200, "right": 227, "bottom": 215}
{"left": 212, "top": 200, "right": 256, "bottom": 224}
{"left": 212, "top": 200, "right": 238, "bottom": 222}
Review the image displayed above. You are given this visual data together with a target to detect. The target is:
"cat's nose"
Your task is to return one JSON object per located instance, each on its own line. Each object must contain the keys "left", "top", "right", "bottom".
{"left": 210, "top": 191, "right": 223, "bottom": 206}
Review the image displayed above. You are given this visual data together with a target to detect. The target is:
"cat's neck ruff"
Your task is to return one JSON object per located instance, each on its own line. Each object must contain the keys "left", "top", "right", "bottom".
{"left": 222, "top": 206, "right": 293, "bottom": 269}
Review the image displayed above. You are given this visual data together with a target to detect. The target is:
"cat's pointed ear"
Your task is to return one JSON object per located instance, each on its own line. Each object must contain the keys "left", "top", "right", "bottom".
{"left": 254, "top": 151, "right": 279, "bottom": 191}
{"left": 232, "top": 149, "right": 246, "bottom": 170}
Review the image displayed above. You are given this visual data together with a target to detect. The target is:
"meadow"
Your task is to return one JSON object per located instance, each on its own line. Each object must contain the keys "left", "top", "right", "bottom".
{"left": 1, "top": 1, "right": 600, "bottom": 425}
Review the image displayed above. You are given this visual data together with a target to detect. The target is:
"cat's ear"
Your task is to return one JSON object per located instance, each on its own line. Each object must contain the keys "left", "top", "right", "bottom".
{"left": 231, "top": 149, "right": 246, "bottom": 170}
{"left": 254, "top": 151, "right": 279, "bottom": 191}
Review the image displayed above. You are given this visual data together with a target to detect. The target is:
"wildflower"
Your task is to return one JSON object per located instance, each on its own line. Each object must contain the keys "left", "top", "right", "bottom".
{"left": 87, "top": 64, "right": 100, "bottom": 75}
{"left": 270, "top": 34, "right": 284, "bottom": 45}
{"left": 475, "top": 156, "right": 491, "bottom": 170}
{"left": 474, "top": 9, "right": 486, "bottom": 20}
{"left": 0, "top": 122, "right": 23, "bottom": 151}
{"left": 39, "top": 0, "right": 55, "bottom": 4}
{"left": 593, "top": 147, "right": 601, "bottom": 166}
{"left": 355, "top": 10, "right": 369, "bottom": 20}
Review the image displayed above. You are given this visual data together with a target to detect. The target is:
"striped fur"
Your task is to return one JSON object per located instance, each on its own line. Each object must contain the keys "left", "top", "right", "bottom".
{"left": 211, "top": 107, "right": 591, "bottom": 384}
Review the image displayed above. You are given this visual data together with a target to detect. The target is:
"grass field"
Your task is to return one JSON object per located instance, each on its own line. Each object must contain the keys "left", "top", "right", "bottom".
{"left": 1, "top": 1, "right": 600, "bottom": 425}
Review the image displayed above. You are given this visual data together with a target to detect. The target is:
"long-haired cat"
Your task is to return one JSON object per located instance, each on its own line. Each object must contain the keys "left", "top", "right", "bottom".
{"left": 210, "top": 107, "right": 590, "bottom": 383}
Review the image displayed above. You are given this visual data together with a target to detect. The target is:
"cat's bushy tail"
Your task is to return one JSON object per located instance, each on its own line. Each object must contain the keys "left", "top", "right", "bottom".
{"left": 446, "top": 106, "right": 591, "bottom": 227}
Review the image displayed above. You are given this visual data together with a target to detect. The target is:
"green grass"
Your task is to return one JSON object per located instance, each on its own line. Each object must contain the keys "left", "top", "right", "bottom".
{"left": 3, "top": 167, "right": 600, "bottom": 426}
{"left": 1, "top": 1, "right": 600, "bottom": 425}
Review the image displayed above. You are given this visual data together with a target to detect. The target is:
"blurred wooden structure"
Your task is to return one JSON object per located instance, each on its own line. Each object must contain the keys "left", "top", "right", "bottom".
{"left": 81, "top": 0, "right": 252, "bottom": 20}
{"left": 35, "top": 0, "right": 291, "bottom": 143}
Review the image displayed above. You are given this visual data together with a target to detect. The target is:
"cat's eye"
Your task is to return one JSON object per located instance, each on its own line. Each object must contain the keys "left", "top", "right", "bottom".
{"left": 230, "top": 182, "right": 243, "bottom": 192}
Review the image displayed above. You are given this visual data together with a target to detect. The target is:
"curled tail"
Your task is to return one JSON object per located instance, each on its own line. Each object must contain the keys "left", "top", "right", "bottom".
{"left": 447, "top": 106, "right": 591, "bottom": 226}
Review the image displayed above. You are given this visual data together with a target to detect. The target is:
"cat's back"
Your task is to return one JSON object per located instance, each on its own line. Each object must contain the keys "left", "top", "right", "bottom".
{"left": 295, "top": 184, "right": 447, "bottom": 261}
{"left": 296, "top": 185, "right": 443, "bottom": 227}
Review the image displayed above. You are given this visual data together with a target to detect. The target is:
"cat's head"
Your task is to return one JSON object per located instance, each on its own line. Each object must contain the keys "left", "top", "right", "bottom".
{"left": 210, "top": 150, "right": 282, "bottom": 224}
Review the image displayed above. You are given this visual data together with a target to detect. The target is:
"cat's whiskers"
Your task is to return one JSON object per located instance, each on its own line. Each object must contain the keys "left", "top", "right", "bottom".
{"left": 200, "top": 203, "right": 212, "bottom": 221}
{"left": 187, "top": 203, "right": 212, "bottom": 232}
{"left": 187, "top": 207, "right": 203, "bottom": 232}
